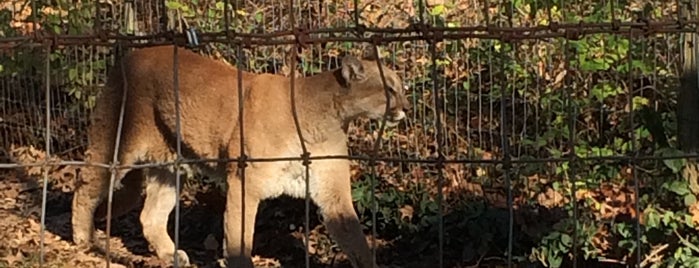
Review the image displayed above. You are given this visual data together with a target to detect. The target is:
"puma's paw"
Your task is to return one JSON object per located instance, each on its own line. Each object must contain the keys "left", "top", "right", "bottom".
{"left": 163, "top": 249, "right": 191, "bottom": 267}
{"left": 72, "top": 230, "right": 93, "bottom": 247}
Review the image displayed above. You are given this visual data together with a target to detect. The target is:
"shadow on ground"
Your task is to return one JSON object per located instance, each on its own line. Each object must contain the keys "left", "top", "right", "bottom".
{"left": 0, "top": 163, "right": 630, "bottom": 268}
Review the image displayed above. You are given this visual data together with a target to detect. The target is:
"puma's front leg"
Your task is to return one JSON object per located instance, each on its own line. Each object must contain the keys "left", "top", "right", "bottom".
{"left": 318, "top": 195, "right": 376, "bottom": 268}
{"left": 223, "top": 170, "right": 261, "bottom": 268}
{"left": 313, "top": 161, "right": 377, "bottom": 268}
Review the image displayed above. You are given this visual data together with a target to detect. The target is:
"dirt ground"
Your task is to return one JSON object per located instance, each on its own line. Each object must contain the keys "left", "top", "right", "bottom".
{"left": 0, "top": 164, "right": 459, "bottom": 268}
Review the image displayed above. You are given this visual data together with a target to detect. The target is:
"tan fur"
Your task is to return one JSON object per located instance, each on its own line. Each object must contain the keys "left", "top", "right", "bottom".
{"left": 71, "top": 45, "right": 410, "bottom": 268}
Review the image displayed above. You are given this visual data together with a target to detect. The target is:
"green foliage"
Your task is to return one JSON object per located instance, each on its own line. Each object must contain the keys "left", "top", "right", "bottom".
{"left": 352, "top": 174, "right": 440, "bottom": 234}
{"left": 3, "top": 0, "right": 694, "bottom": 266}
{"left": 1, "top": 1, "right": 101, "bottom": 112}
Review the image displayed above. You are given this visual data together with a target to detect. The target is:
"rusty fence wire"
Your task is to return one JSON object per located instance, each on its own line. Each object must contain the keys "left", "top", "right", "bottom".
{"left": 2, "top": 0, "right": 699, "bottom": 267}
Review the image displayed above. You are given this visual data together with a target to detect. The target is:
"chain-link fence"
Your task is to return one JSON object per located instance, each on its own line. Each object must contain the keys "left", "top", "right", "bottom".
{"left": 2, "top": 0, "right": 699, "bottom": 267}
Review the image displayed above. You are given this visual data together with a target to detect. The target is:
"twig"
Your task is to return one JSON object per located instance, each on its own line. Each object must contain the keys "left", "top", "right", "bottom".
{"left": 464, "top": 253, "right": 486, "bottom": 268}
{"left": 598, "top": 258, "right": 626, "bottom": 265}
{"left": 674, "top": 229, "right": 699, "bottom": 254}
{"left": 640, "top": 243, "right": 669, "bottom": 268}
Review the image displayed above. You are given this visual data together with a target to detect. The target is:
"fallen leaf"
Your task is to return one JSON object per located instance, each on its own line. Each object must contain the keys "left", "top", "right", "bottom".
{"left": 1, "top": 250, "right": 24, "bottom": 266}
{"left": 690, "top": 202, "right": 699, "bottom": 229}
{"left": 399, "top": 205, "right": 414, "bottom": 221}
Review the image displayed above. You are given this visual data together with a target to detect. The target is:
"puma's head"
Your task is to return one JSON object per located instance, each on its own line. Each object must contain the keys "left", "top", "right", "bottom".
{"left": 337, "top": 55, "right": 411, "bottom": 127}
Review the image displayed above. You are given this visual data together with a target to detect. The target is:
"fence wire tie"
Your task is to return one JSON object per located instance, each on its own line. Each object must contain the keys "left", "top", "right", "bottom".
{"left": 32, "top": 29, "right": 44, "bottom": 44}
{"left": 435, "top": 154, "right": 446, "bottom": 170}
{"left": 433, "top": 28, "right": 444, "bottom": 43}
{"left": 96, "top": 26, "right": 109, "bottom": 43}
{"left": 108, "top": 161, "right": 121, "bottom": 175}
{"left": 611, "top": 19, "right": 622, "bottom": 31}
{"left": 293, "top": 27, "right": 310, "bottom": 49}
{"left": 224, "top": 28, "right": 232, "bottom": 41}
{"left": 370, "top": 34, "right": 384, "bottom": 48}
{"left": 565, "top": 28, "right": 582, "bottom": 41}
{"left": 186, "top": 27, "right": 199, "bottom": 47}
{"left": 354, "top": 24, "right": 367, "bottom": 37}
{"left": 37, "top": 32, "right": 57, "bottom": 50}
{"left": 300, "top": 152, "right": 312, "bottom": 166}
{"left": 548, "top": 21, "right": 561, "bottom": 33}
{"left": 678, "top": 14, "right": 686, "bottom": 29}
{"left": 237, "top": 154, "right": 249, "bottom": 169}
{"left": 410, "top": 22, "right": 430, "bottom": 40}
{"left": 500, "top": 32, "right": 513, "bottom": 43}
{"left": 635, "top": 18, "right": 650, "bottom": 35}
{"left": 173, "top": 158, "right": 184, "bottom": 172}
{"left": 242, "top": 36, "right": 253, "bottom": 49}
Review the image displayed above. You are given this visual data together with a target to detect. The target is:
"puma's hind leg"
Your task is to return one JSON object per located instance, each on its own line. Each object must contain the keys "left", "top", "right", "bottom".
{"left": 71, "top": 150, "right": 141, "bottom": 246}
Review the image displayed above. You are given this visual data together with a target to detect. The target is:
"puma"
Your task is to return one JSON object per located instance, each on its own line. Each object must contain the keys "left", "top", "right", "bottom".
{"left": 71, "top": 45, "right": 410, "bottom": 267}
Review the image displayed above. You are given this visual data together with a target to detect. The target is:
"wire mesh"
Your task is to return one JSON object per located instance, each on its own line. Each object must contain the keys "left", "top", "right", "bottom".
{"left": 1, "top": 0, "right": 699, "bottom": 267}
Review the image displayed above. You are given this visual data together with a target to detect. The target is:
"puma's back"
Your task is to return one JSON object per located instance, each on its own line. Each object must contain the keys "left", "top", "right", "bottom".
{"left": 90, "top": 46, "right": 256, "bottom": 167}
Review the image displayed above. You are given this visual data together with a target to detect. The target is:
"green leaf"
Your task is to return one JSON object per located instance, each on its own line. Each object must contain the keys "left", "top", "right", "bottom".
{"left": 618, "top": 239, "right": 636, "bottom": 250}
{"left": 548, "top": 252, "right": 563, "bottom": 268}
{"left": 430, "top": 4, "right": 446, "bottom": 16}
{"left": 685, "top": 194, "right": 697, "bottom": 207}
{"left": 666, "top": 181, "right": 691, "bottom": 196}
{"left": 68, "top": 68, "right": 78, "bottom": 81}
{"left": 662, "top": 211, "right": 675, "bottom": 226}
{"left": 462, "top": 81, "right": 470, "bottom": 90}
{"left": 657, "top": 148, "right": 686, "bottom": 173}
{"left": 560, "top": 233, "right": 572, "bottom": 247}
{"left": 165, "top": 0, "right": 183, "bottom": 10}
{"left": 646, "top": 210, "right": 660, "bottom": 228}
{"left": 632, "top": 96, "right": 649, "bottom": 111}
{"left": 254, "top": 12, "right": 263, "bottom": 23}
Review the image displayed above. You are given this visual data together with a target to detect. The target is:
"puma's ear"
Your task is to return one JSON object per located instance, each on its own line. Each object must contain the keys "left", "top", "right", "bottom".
{"left": 341, "top": 55, "right": 367, "bottom": 84}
